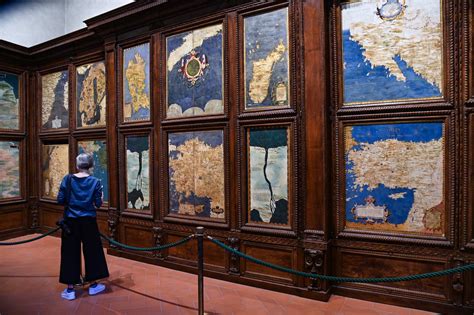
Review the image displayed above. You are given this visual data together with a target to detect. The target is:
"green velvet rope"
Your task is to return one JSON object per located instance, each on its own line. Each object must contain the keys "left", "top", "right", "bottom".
{"left": 100, "top": 233, "right": 194, "bottom": 252}
{"left": 0, "top": 227, "right": 61, "bottom": 246}
{"left": 208, "top": 236, "right": 474, "bottom": 283}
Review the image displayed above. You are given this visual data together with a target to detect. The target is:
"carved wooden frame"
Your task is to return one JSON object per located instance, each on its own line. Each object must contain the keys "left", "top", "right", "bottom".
{"left": 0, "top": 67, "right": 26, "bottom": 134}
{"left": 160, "top": 14, "right": 228, "bottom": 124}
{"left": 236, "top": 2, "right": 297, "bottom": 116}
{"left": 37, "top": 65, "right": 71, "bottom": 134}
{"left": 119, "top": 129, "right": 154, "bottom": 219}
{"left": 160, "top": 123, "right": 230, "bottom": 229}
{"left": 238, "top": 117, "right": 298, "bottom": 237}
{"left": 335, "top": 113, "right": 455, "bottom": 246}
{"left": 117, "top": 35, "right": 154, "bottom": 127}
{"left": 332, "top": 0, "right": 455, "bottom": 112}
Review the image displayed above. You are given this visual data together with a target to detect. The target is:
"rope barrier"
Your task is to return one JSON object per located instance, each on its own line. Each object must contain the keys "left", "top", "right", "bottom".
{"left": 0, "top": 227, "right": 61, "bottom": 246}
{"left": 99, "top": 233, "right": 194, "bottom": 252}
{"left": 208, "top": 236, "right": 474, "bottom": 283}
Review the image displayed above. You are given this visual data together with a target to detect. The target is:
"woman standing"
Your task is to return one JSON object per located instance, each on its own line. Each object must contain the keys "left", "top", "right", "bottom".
{"left": 57, "top": 153, "right": 109, "bottom": 300}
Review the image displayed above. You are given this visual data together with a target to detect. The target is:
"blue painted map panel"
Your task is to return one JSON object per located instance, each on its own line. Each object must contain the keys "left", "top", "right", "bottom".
{"left": 244, "top": 8, "right": 289, "bottom": 108}
{"left": 123, "top": 43, "right": 150, "bottom": 122}
{"left": 345, "top": 122, "right": 445, "bottom": 235}
{"left": 342, "top": 0, "right": 443, "bottom": 104}
{"left": 166, "top": 24, "right": 223, "bottom": 118}
{"left": 78, "top": 140, "right": 108, "bottom": 202}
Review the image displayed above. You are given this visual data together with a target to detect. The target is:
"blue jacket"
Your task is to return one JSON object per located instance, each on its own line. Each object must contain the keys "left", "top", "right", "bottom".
{"left": 57, "top": 175, "right": 103, "bottom": 218}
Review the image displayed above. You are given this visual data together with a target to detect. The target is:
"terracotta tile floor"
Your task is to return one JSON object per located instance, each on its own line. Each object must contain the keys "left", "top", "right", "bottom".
{"left": 0, "top": 234, "right": 437, "bottom": 315}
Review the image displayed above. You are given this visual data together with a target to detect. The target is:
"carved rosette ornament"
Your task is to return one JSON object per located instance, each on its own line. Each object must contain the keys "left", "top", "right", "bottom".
{"left": 304, "top": 249, "right": 324, "bottom": 291}
{"left": 153, "top": 226, "right": 164, "bottom": 259}
{"left": 228, "top": 237, "right": 240, "bottom": 274}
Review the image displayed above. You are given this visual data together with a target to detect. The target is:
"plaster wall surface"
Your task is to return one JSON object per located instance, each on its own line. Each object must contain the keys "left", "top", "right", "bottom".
{"left": 0, "top": 0, "right": 132, "bottom": 47}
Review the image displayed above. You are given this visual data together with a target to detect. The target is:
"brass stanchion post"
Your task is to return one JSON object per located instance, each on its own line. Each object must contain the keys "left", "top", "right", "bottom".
{"left": 196, "top": 226, "right": 205, "bottom": 315}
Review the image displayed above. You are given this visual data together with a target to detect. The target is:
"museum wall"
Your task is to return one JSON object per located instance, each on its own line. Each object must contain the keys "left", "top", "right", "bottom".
{"left": 0, "top": 0, "right": 473, "bottom": 313}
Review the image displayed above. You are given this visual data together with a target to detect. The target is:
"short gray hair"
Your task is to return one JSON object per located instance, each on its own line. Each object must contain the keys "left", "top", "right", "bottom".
{"left": 76, "top": 153, "right": 94, "bottom": 171}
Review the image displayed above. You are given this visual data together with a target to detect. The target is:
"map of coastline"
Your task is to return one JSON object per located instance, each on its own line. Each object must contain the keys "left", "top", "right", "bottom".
{"left": 342, "top": 0, "right": 443, "bottom": 103}
{"left": 345, "top": 123, "right": 444, "bottom": 235}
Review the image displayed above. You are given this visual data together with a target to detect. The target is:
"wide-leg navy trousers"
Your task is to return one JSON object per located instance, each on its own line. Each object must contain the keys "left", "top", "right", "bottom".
{"left": 59, "top": 217, "right": 109, "bottom": 285}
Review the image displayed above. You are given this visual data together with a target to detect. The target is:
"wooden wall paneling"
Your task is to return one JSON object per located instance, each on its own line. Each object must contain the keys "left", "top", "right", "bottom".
{"left": 226, "top": 11, "right": 238, "bottom": 232}
{"left": 0, "top": 206, "right": 28, "bottom": 236}
{"left": 465, "top": 110, "right": 474, "bottom": 249}
{"left": 241, "top": 241, "right": 297, "bottom": 285}
{"left": 301, "top": 0, "right": 329, "bottom": 243}
{"left": 27, "top": 71, "right": 38, "bottom": 230}
{"left": 104, "top": 39, "right": 119, "bottom": 243}
{"left": 152, "top": 32, "right": 163, "bottom": 223}
{"left": 332, "top": 248, "right": 464, "bottom": 314}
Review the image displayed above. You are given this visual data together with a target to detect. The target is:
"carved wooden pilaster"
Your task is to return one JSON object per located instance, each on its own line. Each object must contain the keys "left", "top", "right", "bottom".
{"left": 107, "top": 208, "right": 118, "bottom": 248}
{"left": 30, "top": 204, "right": 39, "bottom": 229}
{"left": 304, "top": 249, "right": 324, "bottom": 291}
{"left": 451, "top": 257, "right": 464, "bottom": 306}
{"left": 153, "top": 226, "right": 164, "bottom": 259}
{"left": 228, "top": 237, "right": 240, "bottom": 275}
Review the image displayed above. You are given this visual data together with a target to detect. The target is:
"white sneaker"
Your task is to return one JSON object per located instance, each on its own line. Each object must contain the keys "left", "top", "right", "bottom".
{"left": 61, "top": 288, "right": 76, "bottom": 300}
{"left": 89, "top": 283, "right": 106, "bottom": 295}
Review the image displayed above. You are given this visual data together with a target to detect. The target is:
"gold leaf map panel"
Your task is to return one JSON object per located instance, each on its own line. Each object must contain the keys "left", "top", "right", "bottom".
{"left": 76, "top": 62, "right": 106, "bottom": 128}
{"left": 42, "top": 144, "right": 69, "bottom": 199}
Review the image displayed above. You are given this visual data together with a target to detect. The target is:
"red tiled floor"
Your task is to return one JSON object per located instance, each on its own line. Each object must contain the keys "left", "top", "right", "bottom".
{"left": 0, "top": 234, "right": 437, "bottom": 315}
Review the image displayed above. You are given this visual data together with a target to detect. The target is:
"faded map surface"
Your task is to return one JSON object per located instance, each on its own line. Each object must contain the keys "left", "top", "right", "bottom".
{"left": 76, "top": 62, "right": 106, "bottom": 128}
{"left": 245, "top": 8, "right": 289, "bottom": 108}
{"left": 126, "top": 136, "right": 150, "bottom": 211}
{"left": 0, "top": 72, "right": 19, "bottom": 129}
{"left": 0, "top": 141, "right": 20, "bottom": 199}
{"left": 249, "top": 128, "right": 289, "bottom": 225}
{"left": 345, "top": 123, "right": 445, "bottom": 235}
{"left": 42, "top": 71, "right": 69, "bottom": 129}
{"left": 42, "top": 144, "right": 69, "bottom": 199}
{"left": 342, "top": 0, "right": 443, "bottom": 103}
{"left": 124, "top": 43, "right": 150, "bottom": 122}
{"left": 166, "top": 24, "right": 223, "bottom": 118}
{"left": 78, "top": 140, "right": 108, "bottom": 201}
{"left": 168, "top": 131, "right": 225, "bottom": 219}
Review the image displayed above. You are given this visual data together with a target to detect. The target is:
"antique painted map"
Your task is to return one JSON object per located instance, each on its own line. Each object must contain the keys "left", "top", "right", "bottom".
{"left": 42, "top": 71, "right": 69, "bottom": 129}
{"left": 248, "top": 127, "right": 289, "bottom": 225}
{"left": 78, "top": 140, "right": 108, "bottom": 201}
{"left": 245, "top": 8, "right": 289, "bottom": 108}
{"left": 42, "top": 144, "right": 69, "bottom": 199}
{"left": 345, "top": 122, "right": 445, "bottom": 235}
{"left": 126, "top": 136, "right": 150, "bottom": 210}
{"left": 342, "top": 0, "right": 443, "bottom": 103}
{"left": 123, "top": 43, "right": 150, "bottom": 122}
{"left": 76, "top": 62, "right": 106, "bottom": 128}
{"left": 168, "top": 130, "right": 225, "bottom": 219}
{"left": 0, "top": 72, "right": 19, "bottom": 129}
{"left": 0, "top": 141, "right": 20, "bottom": 199}
{"left": 166, "top": 24, "right": 223, "bottom": 118}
